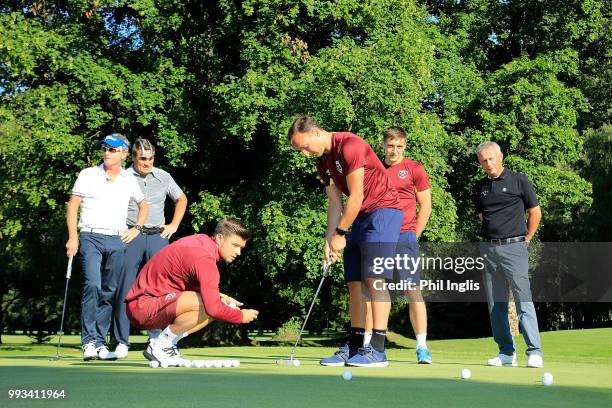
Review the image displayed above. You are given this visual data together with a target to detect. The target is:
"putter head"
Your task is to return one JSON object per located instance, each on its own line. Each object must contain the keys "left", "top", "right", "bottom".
{"left": 276, "top": 358, "right": 301, "bottom": 367}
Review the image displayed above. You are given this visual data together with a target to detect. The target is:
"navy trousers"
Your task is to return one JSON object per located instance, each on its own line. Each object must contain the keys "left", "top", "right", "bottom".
{"left": 79, "top": 232, "right": 126, "bottom": 346}
{"left": 113, "top": 233, "right": 168, "bottom": 346}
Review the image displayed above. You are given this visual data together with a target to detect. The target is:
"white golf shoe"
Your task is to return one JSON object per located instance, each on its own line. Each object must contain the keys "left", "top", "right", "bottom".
{"left": 97, "top": 345, "right": 118, "bottom": 360}
{"left": 114, "top": 343, "right": 129, "bottom": 359}
{"left": 526, "top": 353, "right": 544, "bottom": 368}
{"left": 143, "top": 340, "right": 181, "bottom": 367}
{"left": 487, "top": 353, "right": 517, "bottom": 367}
{"left": 83, "top": 341, "right": 97, "bottom": 361}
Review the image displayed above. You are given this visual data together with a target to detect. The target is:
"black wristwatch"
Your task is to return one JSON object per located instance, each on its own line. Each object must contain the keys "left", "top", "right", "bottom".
{"left": 335, "top": 227, "right": 347, "bottom": 236}
{"left": 134, "top": 224, "right": 143, "bottom": 232}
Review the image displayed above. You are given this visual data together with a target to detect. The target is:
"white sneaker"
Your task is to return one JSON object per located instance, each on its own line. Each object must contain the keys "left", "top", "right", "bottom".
{"left": 114, "top": 343, "right": 129, "bottom": 359}
{"left": 526, "top": 353, "right": 544, "bottom": 368}
{"left": 487, "top": 353, "right": 517, "bottom": 367}
{"left": 143, "top": 341, "right": 180, "bottom": 367}
{"left": 83, "top": 341, "right": 97, "bottom": 361}
{"left": 97, "top": 345, "right": 118, "bottom": 360}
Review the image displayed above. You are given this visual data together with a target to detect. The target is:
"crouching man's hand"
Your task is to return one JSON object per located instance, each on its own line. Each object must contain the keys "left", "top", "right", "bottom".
{"left": 241, "top": 309, "right": 259, "bottom": 324}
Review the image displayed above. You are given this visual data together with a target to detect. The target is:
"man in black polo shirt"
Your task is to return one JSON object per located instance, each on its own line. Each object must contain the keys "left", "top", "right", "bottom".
{"left": 474, "top": 141, "right": 544, "bottom": 369}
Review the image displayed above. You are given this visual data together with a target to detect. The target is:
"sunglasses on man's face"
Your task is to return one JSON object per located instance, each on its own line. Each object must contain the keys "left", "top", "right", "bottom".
{"left": 137, "top": 156, "right": 154, "bottom": 162}
{"left": 101, "top": 146, "right": 123, "bottom": 153}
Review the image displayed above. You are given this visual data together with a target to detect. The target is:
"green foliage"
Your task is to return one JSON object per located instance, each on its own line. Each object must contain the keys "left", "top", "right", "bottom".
{"left": 0, "top": 0, "right": 606, "bottom": 337}
{"left": 582, "top": 125, "right": 612, "bottom": 240}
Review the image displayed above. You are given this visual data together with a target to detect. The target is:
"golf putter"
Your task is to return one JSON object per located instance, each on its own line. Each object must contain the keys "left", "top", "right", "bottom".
{"left": 51, "top": 256, "right": 73, "bottom": 361}
{"left": 276, "top": 260, "right": 332, "bottom": 366}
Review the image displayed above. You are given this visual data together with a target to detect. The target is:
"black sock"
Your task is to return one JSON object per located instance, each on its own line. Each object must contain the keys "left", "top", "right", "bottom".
{"left": 348, "top": 327, "right": 365, "bottom": 352}
{"left": 370, "top": 329, "right": 386, "bottom": 352}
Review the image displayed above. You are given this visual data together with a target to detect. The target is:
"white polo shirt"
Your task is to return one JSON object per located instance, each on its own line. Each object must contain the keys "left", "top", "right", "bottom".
{"left": 72, "top": 164, "right": 145, "bottom": 231}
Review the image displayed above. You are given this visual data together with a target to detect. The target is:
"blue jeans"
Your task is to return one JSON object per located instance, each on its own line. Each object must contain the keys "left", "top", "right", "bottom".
{"left": 480, "top": 241, "right": 543, "bottom": 357}
{"left": 79, "top": 232, "right": 126, "bottom": 346}
{"left": 113, "top": 233, "right": 168, "bottom": 346}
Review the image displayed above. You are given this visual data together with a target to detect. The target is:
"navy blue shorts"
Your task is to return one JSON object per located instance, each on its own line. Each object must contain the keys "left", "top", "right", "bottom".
{"left": 392, "top": 231, "right": 421, "bottom": 284}
{"left": 343, "top": 208, "right": 402, "bottom": 282}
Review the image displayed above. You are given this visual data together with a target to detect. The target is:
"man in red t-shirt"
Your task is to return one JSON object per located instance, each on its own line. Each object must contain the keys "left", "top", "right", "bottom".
{"left": 125, "top": 218, "right": 259, "bottom": 366}
{"left": 288, "top": 116, "right": 403, "bottom": 367}
{"left": 364, "top": 126, "right": 433, "bottom": 363}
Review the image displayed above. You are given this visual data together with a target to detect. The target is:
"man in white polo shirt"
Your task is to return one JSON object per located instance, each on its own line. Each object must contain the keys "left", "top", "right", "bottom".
{"left": 65, "top": 133, "right": 148, "bottom": 361}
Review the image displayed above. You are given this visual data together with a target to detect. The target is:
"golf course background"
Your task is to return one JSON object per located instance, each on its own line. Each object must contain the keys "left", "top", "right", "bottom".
{"left": 1, "top": 0, "right": 611, "bottom": 344}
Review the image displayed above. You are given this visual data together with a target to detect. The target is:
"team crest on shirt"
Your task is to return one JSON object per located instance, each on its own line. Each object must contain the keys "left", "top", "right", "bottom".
{"left": 502, "top": 187, "right": 507, "bottom": 192}
{"left": 165, "top": 293, "right": 176, "bottom": 301}
{"left": 335, "top": 160, "right": 343, "bottom": 173}
{"left": 481, "top": 190, "right": 489, "bottom": 197}
{"left": 398, "top": 170, "right": 408, "bottom": 179}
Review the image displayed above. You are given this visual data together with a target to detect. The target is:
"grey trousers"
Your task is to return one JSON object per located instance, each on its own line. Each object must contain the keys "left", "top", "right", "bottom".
{"left": 480, "top": 241, "right": 542, "bottom": 357}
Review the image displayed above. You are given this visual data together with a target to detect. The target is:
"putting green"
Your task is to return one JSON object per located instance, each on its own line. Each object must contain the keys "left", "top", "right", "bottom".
{"left": 1, "top": 329, "right": 611, "bottom": 407}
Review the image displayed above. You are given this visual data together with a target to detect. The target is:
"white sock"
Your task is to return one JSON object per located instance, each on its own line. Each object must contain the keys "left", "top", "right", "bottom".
{"left": 159, "top": 326, "right": 184, "bottom": 346}
{"left": 363, "top": 331, "right": 372, "bottom": 347}
{"left": 416, "top": 333, "right": 427, "bottom": 349}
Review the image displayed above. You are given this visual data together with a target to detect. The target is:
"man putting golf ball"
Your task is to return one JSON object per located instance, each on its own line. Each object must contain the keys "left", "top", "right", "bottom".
{"left": 288, "top": 116, "right": 402, "bottom": 368}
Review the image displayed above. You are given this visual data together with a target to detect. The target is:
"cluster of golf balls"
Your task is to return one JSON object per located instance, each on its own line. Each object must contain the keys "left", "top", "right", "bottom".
{"left": 149, "top": 359, "right": 240, "bottom": 368}
{"left": 459, "top": 368, "right": 554, "bottom": 387}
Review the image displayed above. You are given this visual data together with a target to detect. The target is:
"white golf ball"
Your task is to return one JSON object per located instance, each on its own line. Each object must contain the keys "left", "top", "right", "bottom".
{"left": 149, "top": 360, "right": 159, "bottom": 368}
{"left": 542, "top": 372, "right": 554, "bottom": 386}
{"left": 223, "top": 360, "right": 233, "bottom": 368}
{"left": 461, "top": 368, "right": 471, "bottom": 379}
{"left": 292, "top": 359, "right": 301, "bottom": 367}
{"left": 231, "top": 360, "right": 240, "bottom": 368}
{"left": 194, "top": 360, "right": 205, "bottom": 368}
{"left": 204, "top": 360, "right": 214, "bottom": 368}
{"left": 213, "top": 360, "right": 223, "bottom": 368}
{"left": 342, "top": 370, "right": 353, "bottom": 381}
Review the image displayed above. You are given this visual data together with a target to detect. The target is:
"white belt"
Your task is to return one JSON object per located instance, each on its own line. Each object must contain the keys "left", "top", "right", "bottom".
{"left": 80, "top": 227, "right": 123, "bottom": 236}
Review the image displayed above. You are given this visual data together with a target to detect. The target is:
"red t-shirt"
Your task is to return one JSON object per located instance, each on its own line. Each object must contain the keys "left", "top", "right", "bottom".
{"left": 125, "top": 234, "right": 243, "bottom": 324}
{"left": 385, "top": 158, "right": 430, "bottom": 232}
{"left": 316, "top": 132, "right": 400, "bottom": 215}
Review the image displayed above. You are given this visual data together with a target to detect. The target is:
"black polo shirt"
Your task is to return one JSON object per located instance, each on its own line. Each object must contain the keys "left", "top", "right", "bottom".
{"left": 474, "top": 168, "right": 538, "bottom": 239}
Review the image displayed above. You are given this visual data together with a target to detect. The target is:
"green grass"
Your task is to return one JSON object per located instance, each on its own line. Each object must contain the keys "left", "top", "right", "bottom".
{"left": 1, "top": 329, "right": 611, "bottom": 407}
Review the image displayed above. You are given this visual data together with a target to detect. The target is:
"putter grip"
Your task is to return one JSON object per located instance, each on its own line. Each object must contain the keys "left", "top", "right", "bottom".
{"left": 66, "top": 256, "right": 73, "bottom": 279}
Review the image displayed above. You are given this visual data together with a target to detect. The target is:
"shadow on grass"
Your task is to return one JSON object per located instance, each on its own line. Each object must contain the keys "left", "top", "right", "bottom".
{"left": 0, "top": 366, "right": 610, "bottom": 408}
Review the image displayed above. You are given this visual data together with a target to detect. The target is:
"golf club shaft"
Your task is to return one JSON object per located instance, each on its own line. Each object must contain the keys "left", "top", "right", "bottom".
{"left": 55, "top": 256, "right": 73, "bottom": 358}
{"left": 289, "top": 262, "right": 331, "bottom": 358}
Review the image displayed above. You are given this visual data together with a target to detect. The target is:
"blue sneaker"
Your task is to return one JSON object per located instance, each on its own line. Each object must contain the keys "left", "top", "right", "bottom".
{"left": 320, "top": 344, "right": 354, "bottom": 366}
{"left": 346, "top": 345, "right": 389, "bottom": 367}
{"left": 416, "top": 346, "right": 432, "bottom": 364}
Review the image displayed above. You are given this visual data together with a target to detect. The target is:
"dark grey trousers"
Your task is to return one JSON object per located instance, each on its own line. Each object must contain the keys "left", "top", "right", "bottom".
{"left": 480, "top": 241, "right": 543, "bottom": 357}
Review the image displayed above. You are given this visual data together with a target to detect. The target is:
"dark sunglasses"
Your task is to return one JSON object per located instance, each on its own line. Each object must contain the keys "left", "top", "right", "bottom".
{"left": 137, "top": 156, "right": 155, "bottom": 161}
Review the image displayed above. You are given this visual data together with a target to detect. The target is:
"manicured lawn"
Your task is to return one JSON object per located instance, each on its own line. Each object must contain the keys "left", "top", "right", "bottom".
{"left": 1, "top": 329, "right": 611, "bottom": 407}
